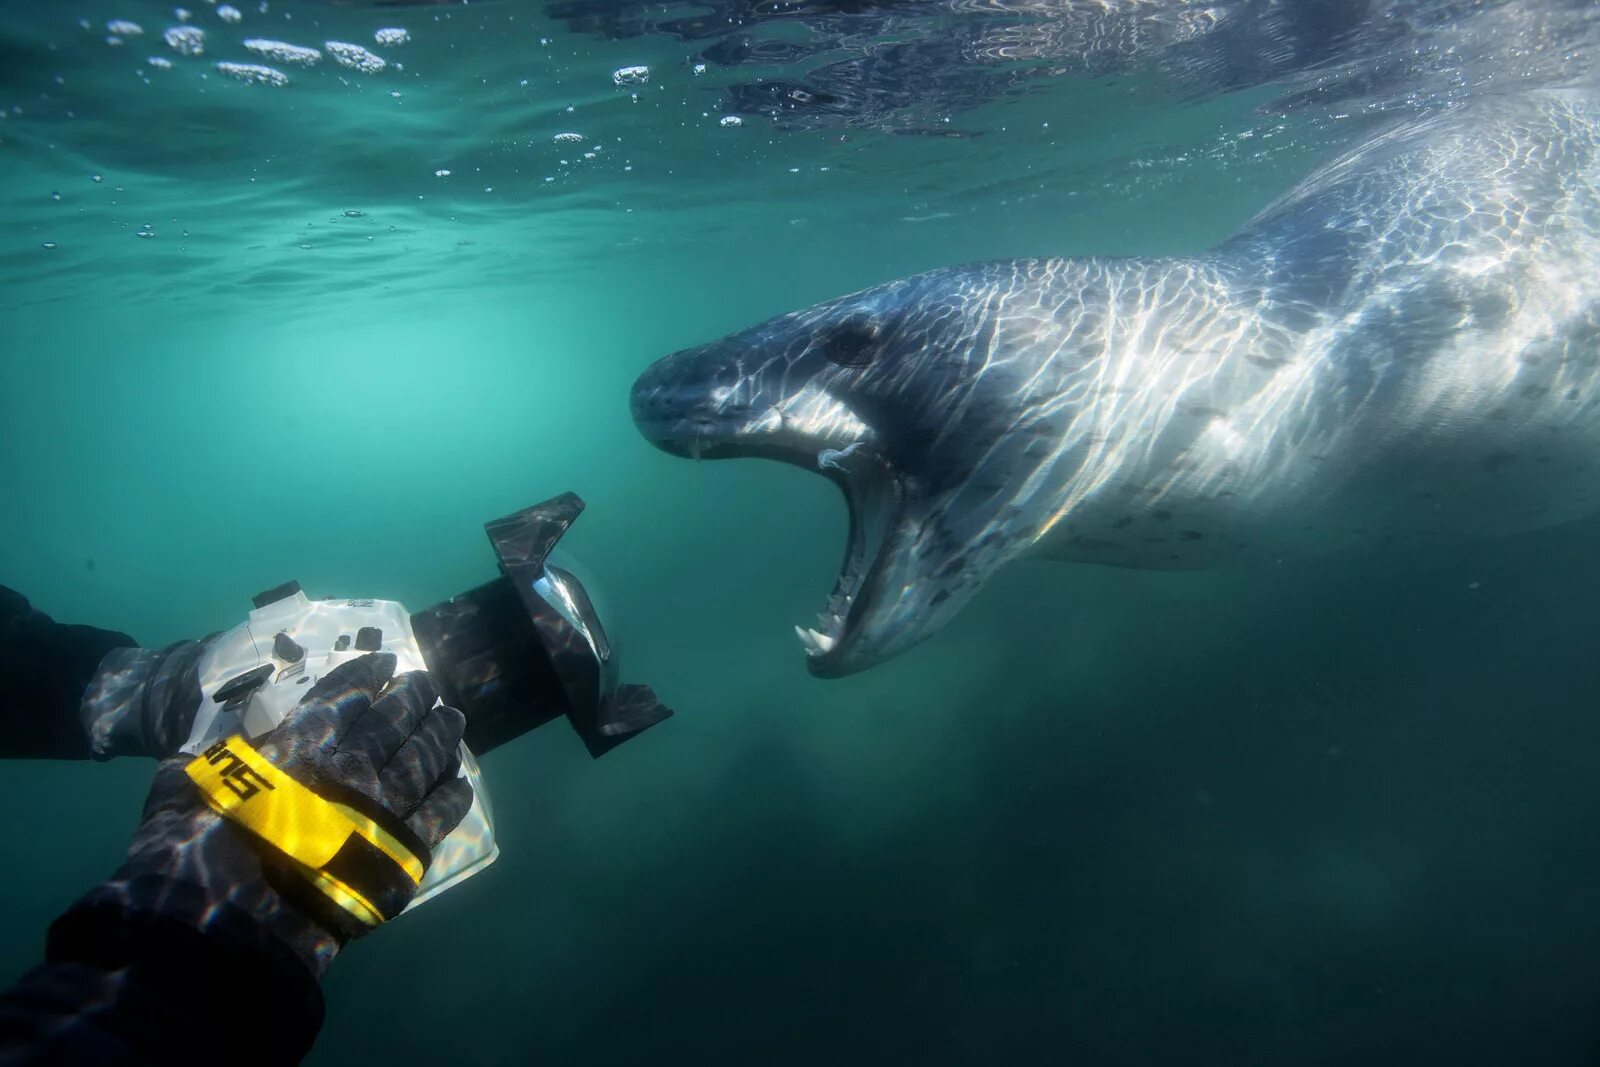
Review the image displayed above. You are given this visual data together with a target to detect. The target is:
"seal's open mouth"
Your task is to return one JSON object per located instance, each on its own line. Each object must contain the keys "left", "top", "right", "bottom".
{"left": 799, "top": 443, "right": 901, "bottom": 676}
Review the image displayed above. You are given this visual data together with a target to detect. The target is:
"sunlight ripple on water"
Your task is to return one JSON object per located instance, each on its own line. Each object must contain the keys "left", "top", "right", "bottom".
{"left": 2, "top": 0, "right": 1594, "bottom": 311}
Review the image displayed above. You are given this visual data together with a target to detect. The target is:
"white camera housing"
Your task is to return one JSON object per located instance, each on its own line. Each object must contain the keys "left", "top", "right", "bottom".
{"left": 183, "top": 588, "right": 498, "bottom": 911}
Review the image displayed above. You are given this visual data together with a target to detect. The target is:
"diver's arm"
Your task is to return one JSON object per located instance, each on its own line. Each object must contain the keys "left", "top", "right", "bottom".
{"left": 0, "top": 586, "right": 207, "bottom": 761}
{"left": 0, "top": 586, "right": 136, "bottom": 760}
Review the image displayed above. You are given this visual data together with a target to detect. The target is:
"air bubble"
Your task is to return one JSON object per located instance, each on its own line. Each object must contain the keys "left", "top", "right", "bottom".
{"left": 216, "top": 62, "right": 288, "bottom": 87}
{"left": 612, "top": 65, "right": 649, "bottom": 87}
{"left": 217, "top": 5, "right": 242, "bottom": 24}
{"left": 243, "top": 39, "right": 320, "bottom": 66}
{"left": 374, "top": 27, "right": 409, "bottom": 47}
{"left": 164, "top": 25, "right": 205, "bottom": 56}
{"left": 325, "top": 41, "right": 385, "bottom": 74}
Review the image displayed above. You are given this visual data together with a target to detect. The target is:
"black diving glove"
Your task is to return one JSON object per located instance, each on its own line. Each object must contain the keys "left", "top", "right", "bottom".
{"left": 79, "top": 639, "right": 212, "bottom": 760}
{"left": 55, "top": 653, "right": 474, "bottom": 979}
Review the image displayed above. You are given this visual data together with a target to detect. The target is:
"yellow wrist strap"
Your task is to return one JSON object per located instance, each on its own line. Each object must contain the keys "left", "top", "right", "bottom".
{"left": 185, "top": 735, "right": 427, "bottom": 928}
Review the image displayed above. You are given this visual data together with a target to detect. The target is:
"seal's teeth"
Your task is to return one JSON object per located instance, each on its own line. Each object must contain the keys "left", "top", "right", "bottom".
{"left": 793, "top": 625, "right": 836, "bottom": 655}
{"left": 816, "top": 612, "right": 834, "bottom": 631}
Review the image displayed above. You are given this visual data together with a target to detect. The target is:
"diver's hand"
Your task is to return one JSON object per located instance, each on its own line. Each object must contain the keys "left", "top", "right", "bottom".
{"left": 255, "top": 652, "right": 474, "bottom": 861}
{"left": 71, "top": 654, "right": 473, "bottom": 979}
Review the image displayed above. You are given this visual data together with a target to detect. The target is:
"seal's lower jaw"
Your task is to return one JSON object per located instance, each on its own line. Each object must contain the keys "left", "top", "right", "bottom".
{"left": 634, "top": 409, "right": 905, "bottom": 676}
{"left": 794, "top": 446, "right": 902, "bottom": 678}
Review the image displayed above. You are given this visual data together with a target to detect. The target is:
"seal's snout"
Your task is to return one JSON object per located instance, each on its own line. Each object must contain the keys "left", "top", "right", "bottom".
{"left": 628, "top": 361, "right": 671, "bottom": 433}
{"left": 629, "top": 355, "right": 698, "bottom": 425}
{"left": 630, "top": 344, "right": 751, "bottom": 459}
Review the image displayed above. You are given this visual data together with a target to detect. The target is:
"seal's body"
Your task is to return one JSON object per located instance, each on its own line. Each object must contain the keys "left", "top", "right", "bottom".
{"left": 632, "top": 90, "right": 1600, "bottom": 675}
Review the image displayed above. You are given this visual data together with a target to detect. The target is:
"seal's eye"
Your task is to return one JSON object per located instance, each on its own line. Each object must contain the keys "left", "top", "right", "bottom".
{"left": 824, "top": 317, "right": 880, "bottom": 367}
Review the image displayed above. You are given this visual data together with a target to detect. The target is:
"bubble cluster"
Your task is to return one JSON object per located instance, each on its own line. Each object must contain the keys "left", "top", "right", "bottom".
{"left": 216, "top": 4, "right": 242, "bottom": 23}
{"left": 164, "top": 25, "right": 205, "bottom": 56}
{"left": 147, "top": 55, "right": 173, "bottom": 68}
{"left": 612, "top": 65, "right": 649, "bottom": 87}
{"left": 107, "top": 20, "right": 143, "bottom": 36}
{"left": 719, "top": 115, "right": 743, "bottom": 128}
{"left": 325, "top": 41, "right": 385, "bottom": 74}
{"left": 243, "top": 39, "right": 320, "bottom": 66}
{"left": 216, "top": 61, "right": 288, "bottom": 87}
{"left": 374, "top": 27, "right": 409, "bottom": 47}
{"left": 553, "top": 131, "right": 584, "bottom": 144}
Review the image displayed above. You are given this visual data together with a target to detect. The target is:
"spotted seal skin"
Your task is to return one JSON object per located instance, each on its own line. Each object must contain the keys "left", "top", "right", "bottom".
{"left": 631, "top": 90, "right": 1600, "bottom": 676}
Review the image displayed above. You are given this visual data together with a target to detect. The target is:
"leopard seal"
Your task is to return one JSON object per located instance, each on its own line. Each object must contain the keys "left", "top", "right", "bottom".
{"left": 630, "top": 89, "right": 1600, "bottom": 676}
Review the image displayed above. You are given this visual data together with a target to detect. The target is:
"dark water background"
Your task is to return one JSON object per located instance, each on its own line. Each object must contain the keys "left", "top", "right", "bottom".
{"left": 4, "top": 1, "right": 1600, "bottom": 1063}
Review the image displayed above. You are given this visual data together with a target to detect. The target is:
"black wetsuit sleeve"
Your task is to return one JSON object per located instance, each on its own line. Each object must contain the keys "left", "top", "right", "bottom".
{"left": 0, "top": 586, "right": 136, "bottom": 760}
{"left": 0, "top": 589, "right": 326, "bottom": 1063}
{"left": 0, "top": 890, "right": 324, "bottom": 1065}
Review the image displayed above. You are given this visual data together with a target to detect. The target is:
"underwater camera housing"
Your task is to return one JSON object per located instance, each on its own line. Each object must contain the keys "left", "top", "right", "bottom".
{"left": 182, "top": 492, "right": 672, "bottom": 910}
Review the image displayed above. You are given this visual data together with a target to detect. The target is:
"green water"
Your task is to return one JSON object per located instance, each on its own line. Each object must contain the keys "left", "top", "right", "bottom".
{"left": 5, "top": 2, "right": 1600, "bottom": 1064}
